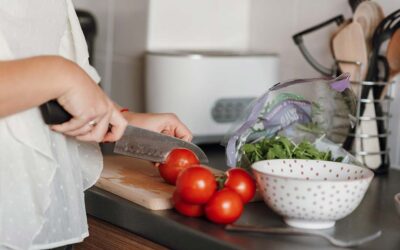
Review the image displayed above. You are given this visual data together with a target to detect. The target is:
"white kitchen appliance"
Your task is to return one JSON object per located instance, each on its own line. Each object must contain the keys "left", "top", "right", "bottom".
{"left": 145, "top": 51, "right": 279, "bottom": 144}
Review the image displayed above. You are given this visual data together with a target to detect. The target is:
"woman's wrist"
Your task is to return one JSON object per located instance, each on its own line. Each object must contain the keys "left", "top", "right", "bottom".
{"left": 53, "top": 57, "right": 92, "bottom": 98}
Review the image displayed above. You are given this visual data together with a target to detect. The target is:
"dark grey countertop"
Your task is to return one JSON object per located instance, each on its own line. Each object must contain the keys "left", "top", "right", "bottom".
{"left": 86, "top": 144, "right": 400, "bottom": 250}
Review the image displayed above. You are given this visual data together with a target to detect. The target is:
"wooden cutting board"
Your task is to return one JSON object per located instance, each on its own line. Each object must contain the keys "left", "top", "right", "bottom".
{"left": 96, "top": 155, "right": 175, "bottom": 210}
{"left": 96, "top": 155, "right": 224, "bottom": 210}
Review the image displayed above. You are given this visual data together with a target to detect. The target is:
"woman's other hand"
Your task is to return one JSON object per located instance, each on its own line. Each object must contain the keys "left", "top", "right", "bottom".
{"left": 121, "top": 112, "right": 193, "bottom": 142}
{"left": 50, "top": 59, "right": 127, "bottom": 142}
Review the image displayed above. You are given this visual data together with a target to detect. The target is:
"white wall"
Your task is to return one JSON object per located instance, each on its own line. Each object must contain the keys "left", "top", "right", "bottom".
{"left": 248, "top": 0, "right": 399, "bottom": 80}
{"left": 147, "top": 0, "right": 251, "bottom": 51}
{"left": 249, "top": 0, "right": 351, "bottom": 80}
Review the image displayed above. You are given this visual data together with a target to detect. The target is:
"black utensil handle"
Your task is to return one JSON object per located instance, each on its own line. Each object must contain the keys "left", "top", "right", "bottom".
{"left": 293, "top": 15, "right": 345, "bottom": 76}
{"left": 40, "top": 100, "right": 72, "bottom": 125}
{"left": 372, "top": 56, "right": 390, "bottom": 170}
{"left": 348, "top": 0, "right": 366, "bottom": 13}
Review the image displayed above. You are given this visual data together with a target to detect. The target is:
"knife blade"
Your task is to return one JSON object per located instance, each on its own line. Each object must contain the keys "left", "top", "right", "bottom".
{"left": 38, "top": 101, "right": 207, "bottom": 163}
{"left": 114, "top": 125, "right": 208, "bottom": 164}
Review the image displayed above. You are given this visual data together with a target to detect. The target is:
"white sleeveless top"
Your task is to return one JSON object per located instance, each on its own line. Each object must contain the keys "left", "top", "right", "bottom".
{"left": 0, "top": 1, "right": 103, "bottom": 249}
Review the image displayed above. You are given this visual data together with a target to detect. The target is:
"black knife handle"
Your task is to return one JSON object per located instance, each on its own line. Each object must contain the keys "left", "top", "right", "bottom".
{"left": 40, "top": 100, "right": 72, "bottom": 125}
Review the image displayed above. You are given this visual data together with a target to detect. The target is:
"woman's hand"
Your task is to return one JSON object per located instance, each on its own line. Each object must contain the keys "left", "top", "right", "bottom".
{"left": 50, "top": 60, "right": 127, "bottom": 142}
{"left": 121, "top": 112, "right": 193, "bottom": 142}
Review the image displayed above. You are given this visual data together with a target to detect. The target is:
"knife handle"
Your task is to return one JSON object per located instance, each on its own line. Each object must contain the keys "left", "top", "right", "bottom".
{"left": 40, "top": 100, "right": 72, "bottom": 125}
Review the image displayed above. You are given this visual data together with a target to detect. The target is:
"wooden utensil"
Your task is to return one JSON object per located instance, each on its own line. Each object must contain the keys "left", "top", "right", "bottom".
{"left": 380, "top": 29, "right": 400, "bottom": 99}
{"left": 379, "top": 29, "right": 400, "bottom": 99}
{"left": 330, "top": 20, "right": 350, "bottom": 55}
{"left": 332, "top": 21, "right": 368, "bottom": 85}
{"left": 353, "top": 1, "right": 385, "bottom": 52}
{"left": 387, "top": 28, "right": 400, "bottom": 79}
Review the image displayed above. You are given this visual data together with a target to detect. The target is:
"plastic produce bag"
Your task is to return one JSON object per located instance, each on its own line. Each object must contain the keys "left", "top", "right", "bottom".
{"left": 224, "top": 73, "right": 361, "bottom": 169}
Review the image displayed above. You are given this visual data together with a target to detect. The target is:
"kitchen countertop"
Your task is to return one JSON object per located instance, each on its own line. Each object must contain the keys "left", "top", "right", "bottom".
{"left": 85, "top": 144, "right": 400, "bottom": 250}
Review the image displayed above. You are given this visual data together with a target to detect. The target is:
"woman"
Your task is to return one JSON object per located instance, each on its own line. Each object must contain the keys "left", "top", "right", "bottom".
{"left": 0, "top": 1, "right": 192, "bottom": 249}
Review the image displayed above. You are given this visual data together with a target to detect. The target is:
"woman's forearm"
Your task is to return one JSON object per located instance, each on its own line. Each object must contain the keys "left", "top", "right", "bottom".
{"left": 0, "top": 56, "right": 76, "bottom": 117}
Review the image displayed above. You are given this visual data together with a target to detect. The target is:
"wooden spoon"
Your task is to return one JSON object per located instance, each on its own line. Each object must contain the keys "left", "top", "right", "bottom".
{"left": 380, "top": 29, "right": 400, "bottom": 99}
{"left": 332, "top": 21, "right": 368, "bottom": 86}
{"left": 353, "top": 1, "right": 385, "bottom": 53}
{"left": 330, "top": 20, "right": 350, "bottom": 55}
{"left": 387, "top": 29, "right": 400, "bottom": 80}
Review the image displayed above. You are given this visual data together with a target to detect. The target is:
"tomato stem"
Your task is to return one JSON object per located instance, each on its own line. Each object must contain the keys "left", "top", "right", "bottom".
{"left": 215, "top": 174, "right": 227, "bottom": 190}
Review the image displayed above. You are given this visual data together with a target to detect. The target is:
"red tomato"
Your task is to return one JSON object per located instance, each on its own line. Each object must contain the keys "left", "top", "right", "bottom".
{"left": 224, "top": 168, "right": 256, "bottom": 203}
{"left": 205, "top": 188, "right": 243, "bottom": 224}
{"left": 158, "top": 148, "right": 200, "bottom": 185}
{"left": 173, "top": 191, "right": 203, "bottom": 217}
{"left": 175, "top": 165, "right": 217, "bottom": 204}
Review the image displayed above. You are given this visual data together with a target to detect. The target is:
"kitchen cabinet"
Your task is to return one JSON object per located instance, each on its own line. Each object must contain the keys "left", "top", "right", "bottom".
{"left": 75, "top": 216, "right": 166, "bottom": 250}
{"left": 84, "top": 144, "right": 400, "bottom": 250}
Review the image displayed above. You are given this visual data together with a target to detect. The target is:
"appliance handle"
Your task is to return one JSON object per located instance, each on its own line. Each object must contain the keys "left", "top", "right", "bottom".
{"left": 293, "top": 15, "right": 345, "bottom": 76}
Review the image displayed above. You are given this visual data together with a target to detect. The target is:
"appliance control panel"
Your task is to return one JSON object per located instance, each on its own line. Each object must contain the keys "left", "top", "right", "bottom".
{"left": 211, "top": 98, "right": 254, "bottom": 123}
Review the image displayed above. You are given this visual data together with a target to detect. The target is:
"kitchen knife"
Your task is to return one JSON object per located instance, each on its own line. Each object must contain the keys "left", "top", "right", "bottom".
{"left": 114, "top": 125, "right": 208, "bottom": 164}
{"left": 40, "top": 101, "right": 208, "bottom": 164}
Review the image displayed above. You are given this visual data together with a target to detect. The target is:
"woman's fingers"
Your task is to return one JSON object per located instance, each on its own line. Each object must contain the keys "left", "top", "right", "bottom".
{"left": 170, "top": 117, "right": 193, "bottom": 141}
{"left": 160, "top": 125, "right": 192, "bottom": 142}
{"left": 160, "top": 129, "right": 174, "bottom": 137}
{"left": 103, "top": 110, "right": 128, "bottom": 142}
{"left": 159, "top": 114, "right": 193, "bottom": 141}
{"left": 51, "top": 116, "right": 92, "bottom": 133}
{"left": 76, "top": 112, "right": 111, "bottom": 142}
{"left": 53, "top": 106, "right": 127, "bottom": 142}
{"left": 175, "top": 126, "right": 193, "bottom": 142}
{"left": 63, "top": 122, "right": 97, "bottom": 137}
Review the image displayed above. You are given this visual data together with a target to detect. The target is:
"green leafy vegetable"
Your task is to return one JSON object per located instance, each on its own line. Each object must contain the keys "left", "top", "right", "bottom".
{"left": 242, "top": 136, "right": 342, "bottom": 165}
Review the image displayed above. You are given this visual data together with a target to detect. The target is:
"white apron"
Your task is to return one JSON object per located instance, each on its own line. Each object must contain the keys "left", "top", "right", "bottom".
{"left": 0, "top": 1, "right": 103, "bottom": 249}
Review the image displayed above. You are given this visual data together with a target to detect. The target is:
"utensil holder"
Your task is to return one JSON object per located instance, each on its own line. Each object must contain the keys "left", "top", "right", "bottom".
{"left": 346, "top": 80, "right": 394, "bottom": 173}
{"left": 332, "top": 59, "right": 394, "bottom": 174}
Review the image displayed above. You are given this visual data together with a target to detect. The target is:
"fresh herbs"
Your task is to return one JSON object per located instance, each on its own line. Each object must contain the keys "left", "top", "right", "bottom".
{"left": 242, "top": 136, "right": 343, "bottom": 164}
